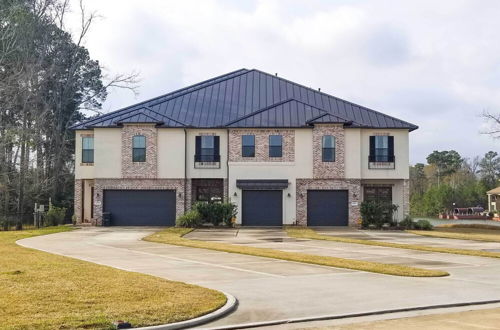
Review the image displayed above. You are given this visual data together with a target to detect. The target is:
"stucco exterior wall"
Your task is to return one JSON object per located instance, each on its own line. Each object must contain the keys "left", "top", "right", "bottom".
{"left": 74, "top": 130, "right": 95, "bottom": 179}
{"left": 93, "top": 128, "right": 122, "bottom": 178}
{"left": 186, "top": 129, "right": 228, "bottom": 179}
{"left": 360, "top": 129, "right": 410, "bottom": 179}
{"left": 158, "top": 128, "right": 185, "bottom": 178}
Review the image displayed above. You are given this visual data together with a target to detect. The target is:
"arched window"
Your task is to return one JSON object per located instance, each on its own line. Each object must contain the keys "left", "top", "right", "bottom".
{"left": 132, "top": 135, "right": 146, "bottom": 162}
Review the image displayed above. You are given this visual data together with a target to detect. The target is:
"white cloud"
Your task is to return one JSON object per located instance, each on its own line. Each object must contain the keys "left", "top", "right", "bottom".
{"left": 68, "top": 0, "right": 499, "bottom": 163}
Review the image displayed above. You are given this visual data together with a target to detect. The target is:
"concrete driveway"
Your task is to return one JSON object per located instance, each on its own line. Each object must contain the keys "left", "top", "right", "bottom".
{"left": 18, "top": 227, "right": 500, "bottom": 328}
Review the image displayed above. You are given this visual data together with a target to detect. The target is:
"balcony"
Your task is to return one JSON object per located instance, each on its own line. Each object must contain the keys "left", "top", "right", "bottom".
{"left": 194, "top": 154, "right": 221, "bottom": 169}
{"left": 368, "top": 155, "right": 395, "bottom": 169}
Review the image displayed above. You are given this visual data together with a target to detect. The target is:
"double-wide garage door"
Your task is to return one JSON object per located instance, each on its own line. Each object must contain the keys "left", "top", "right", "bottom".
{"left": 307, "top": 190, "right": 348, "bottom": 226}
{"left": 242, "top": 190, "right": 282, "bottom": 226}
{"left": 103, "top": 190, "right": 176, "bottom": 226}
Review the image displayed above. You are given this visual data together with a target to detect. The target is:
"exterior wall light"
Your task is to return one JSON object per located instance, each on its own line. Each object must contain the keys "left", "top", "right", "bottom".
{"left": 233, "top": 192, "right": 238, "bottom": 197}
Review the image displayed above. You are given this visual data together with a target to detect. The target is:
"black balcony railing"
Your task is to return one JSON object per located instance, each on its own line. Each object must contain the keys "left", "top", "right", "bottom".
{"left": 194, "top": 154, "right": 221, "bottom": 162}
{"left": 368, "top": 155, "right": 395, "bottom": 169}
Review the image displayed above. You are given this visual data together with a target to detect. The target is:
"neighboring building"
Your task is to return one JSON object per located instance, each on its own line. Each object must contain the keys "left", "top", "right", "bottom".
{"left": 487, "top": 187, "right": 500, "bottom": 214}
{"left": 72, "top": 69, "right": 417, "bottom": 227}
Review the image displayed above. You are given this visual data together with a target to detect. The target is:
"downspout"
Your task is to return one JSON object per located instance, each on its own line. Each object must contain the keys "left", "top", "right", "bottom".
{"left": 184, "top": 128, "right": 188, "bottom": 212}
{"left": 226, "top": 129, "right": 230, "bottom": 203}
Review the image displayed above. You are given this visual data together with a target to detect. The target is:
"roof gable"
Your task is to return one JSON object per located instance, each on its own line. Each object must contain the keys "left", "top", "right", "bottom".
{"left": 72, "top": 69, "right": 418, "bottom": 131}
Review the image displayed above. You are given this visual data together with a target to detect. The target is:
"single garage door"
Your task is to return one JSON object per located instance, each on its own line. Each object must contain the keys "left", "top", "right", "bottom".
{"left": 307, "top": 190, "right": 348, "bottom": 226}
{"left": 242, "top": 190, "right": 282, "bottom": 226}
{"left": 103, "top": 190, "right": 176, "bottom": 226}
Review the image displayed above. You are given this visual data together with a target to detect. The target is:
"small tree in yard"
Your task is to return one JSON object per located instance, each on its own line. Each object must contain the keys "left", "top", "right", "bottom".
{"left": 360, "top": 201, "right": 398, "bottom": 229}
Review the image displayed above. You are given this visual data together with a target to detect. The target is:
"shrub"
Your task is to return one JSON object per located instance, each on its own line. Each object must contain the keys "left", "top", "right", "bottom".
{"left": 193, "top": 201, "right": 238, "bottom": 226}
{"left": 415, "top": 219, "right": 433, "bottom": 230}
{"left": 360, "top": 201, "right": 398, "bottom": 229}
{"left": 45, "top": 206, "right": 67, "bottom": 226}
{"left": 400, "top": 215, "right": 414, "bottom": 229}
{"left": 176, "top": 209, "right": 202, "bottom": 227}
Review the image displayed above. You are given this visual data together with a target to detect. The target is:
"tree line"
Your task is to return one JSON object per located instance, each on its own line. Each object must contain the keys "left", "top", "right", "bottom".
{"left": 0, "top": 0, "right": 136, "bottom": 221}
{"left": 410, "top": 150, "right": 500, "bottom": 216}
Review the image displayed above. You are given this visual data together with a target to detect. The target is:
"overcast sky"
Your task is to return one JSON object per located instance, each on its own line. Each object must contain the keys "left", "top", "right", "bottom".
{"left": 68, "top": 0, "right": 499, "bottom": 164}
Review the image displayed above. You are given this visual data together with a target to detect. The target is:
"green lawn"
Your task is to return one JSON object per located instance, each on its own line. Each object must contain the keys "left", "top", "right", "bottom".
{"left": 144, "top": 228, "right": 448, "bottom": 277}
{"left": 0, "top": 226, "right": 226, "bottom": 329}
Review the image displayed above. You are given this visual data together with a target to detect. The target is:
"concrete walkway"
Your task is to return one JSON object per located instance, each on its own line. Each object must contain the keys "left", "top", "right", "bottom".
{"left": 17, "top": 227, "right": 500, "bottom": 328}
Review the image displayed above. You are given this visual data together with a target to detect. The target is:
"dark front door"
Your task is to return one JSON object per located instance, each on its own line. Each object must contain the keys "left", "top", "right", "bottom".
{"left": 103, "top": 190, "right": 176, "bottom": 226}
{"left": 242, "top": 190, "right": 282, "bottom": 226}
{"left": 307, "top": 190, "right": 348, "bottom": 226}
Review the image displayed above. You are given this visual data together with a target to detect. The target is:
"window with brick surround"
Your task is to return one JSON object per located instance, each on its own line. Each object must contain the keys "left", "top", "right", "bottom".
{"left": 322, "top": 135, "right": 335, "bottom": 162}
{"left": 82, "top": 137, "right": 94, "bottom": 163}
{"left": 269, "top": 135, "right": 282, "bottom": 157}
{"left": 242, "top": 135, "right": 255, "bottom": 157}
{"left": 132, "top": 135, "right": 146, "bottom": 162}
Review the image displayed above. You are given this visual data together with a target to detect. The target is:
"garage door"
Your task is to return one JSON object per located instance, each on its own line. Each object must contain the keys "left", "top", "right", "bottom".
{"left": 242, "top": 190, "right": 282, "bottom": 226}
{"left": 307, "top": 190, "right": 348, "bottom": 226}
{"left": 103, "top": 190, "right": 176, "bottom": 226}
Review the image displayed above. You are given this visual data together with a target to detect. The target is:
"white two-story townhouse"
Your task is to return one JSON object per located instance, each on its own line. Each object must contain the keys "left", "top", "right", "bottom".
{"left": 72, "top": 69, "right": 417, "bottom": 227}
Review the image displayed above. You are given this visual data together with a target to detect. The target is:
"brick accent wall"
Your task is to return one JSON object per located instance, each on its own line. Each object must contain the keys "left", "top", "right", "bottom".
{"left": 121, "top": 124, "right": 157, "bottom": 178}
{"left": 74, "top": 179, "right": 83, "bottom": 224}
{"left": 312, "top": 125, "right": 345, "bottom": 179}
{"left": 296, "top": 178, "right": 361, "bottom": 226}
{"left": 92, "top": 178, "right": 185, "bottom": 225}
{"left": 229, "top": 129, "right": 295, "bottom": 162}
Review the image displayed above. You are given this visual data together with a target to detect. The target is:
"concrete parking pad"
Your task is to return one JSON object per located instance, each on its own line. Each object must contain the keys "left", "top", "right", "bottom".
{"left": 18, "top": 227, "right": 500, "bottom": 327}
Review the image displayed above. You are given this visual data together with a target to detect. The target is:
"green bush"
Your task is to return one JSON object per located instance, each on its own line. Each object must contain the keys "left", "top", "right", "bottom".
{"left": 45, "top": 206, "right": 67, "bottom": 226}
{"left": 360, "top": 201, "right": 398, "bottom": 229}
{"left": 176, "top": 209, "right": 203, "bottom": 227}
{"left": 414, "top": 219, "right": 433, "bottom": 230}
{"left": 400, "top": 215, "right": 414, "bottom": 229}
{"left": 193, "top": 202, "right": 238, "bottom": 226}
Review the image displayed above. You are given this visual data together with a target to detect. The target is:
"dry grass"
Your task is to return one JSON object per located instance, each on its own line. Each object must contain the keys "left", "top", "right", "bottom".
{"left": 0, "top": 226, "right": 226, "bottom": 330}
{"left": 286, "top": 227, "right": 500, "bottom": 259}
{"left": 408, "top": 225, "right": 500, "bottom": 242}
{"left": 144, "top": 228, "right": 448, "bottom": 277}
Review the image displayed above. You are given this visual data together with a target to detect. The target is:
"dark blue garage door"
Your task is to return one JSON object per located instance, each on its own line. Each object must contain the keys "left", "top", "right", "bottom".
{"left": 103, "top": 190, "right": 176, "bottom": 226}
{"left": 307, "top": 190, "right": 348, "bottom": 226}
{"left": 242, "top": 190, "right": 282, "bottom": 226}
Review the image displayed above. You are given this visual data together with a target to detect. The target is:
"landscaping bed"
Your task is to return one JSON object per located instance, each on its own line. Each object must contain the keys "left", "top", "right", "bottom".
{"left": 1, "top": 226, "right": 226, "bottom": 329}
{"left": 144, "top": 228, "right": 448, "bottom": 277}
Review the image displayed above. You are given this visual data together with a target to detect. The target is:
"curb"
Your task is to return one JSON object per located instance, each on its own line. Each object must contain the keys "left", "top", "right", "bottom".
{"left": 203, "top": 299, "right": 500, "bottom": 330}
{"left": 135, "top": 292, "right": 237, "bottom": 330}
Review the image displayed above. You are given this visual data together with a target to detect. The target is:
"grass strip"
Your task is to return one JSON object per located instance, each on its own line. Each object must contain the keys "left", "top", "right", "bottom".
{"left": 144, "top": 227, "right": 448, "bottom": 277}
{"left": 2, "top": 226, "right": 226, "bottom": 329}
{"left": 286, "top": 227, "right": 500, "bottom": 259}
{"left": 407, "top": 227, "right": 500, "bottom": 243}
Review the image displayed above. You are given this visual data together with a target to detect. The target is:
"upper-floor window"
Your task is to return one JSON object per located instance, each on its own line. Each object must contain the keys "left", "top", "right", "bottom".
{"left": 195, "top": 135, "right": 220, "bottom": 162}
{"left": 322, "top": 135, "right": 335, "bottom": 162}
{"left": 82, "top": 136, "right": 94, "bottom": 163}
{"left": 242, "top": 135, "right": 255, "bottom": 157}
{"left": 369, "top": 136, "right": 394, "bottom": 162}
{"left": 269, "top": 135, "right": 282, "bottom": 157}
{"left": 132, "top": 135, "right": 146, "bottom": 162}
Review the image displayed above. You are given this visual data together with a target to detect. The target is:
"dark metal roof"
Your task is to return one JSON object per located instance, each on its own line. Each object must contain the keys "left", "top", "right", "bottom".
{"left": 236, "top": 179, "right": 289, "bottom": 190}
{"left": 72, "top": 69, "right": 418, "bottom": 131}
